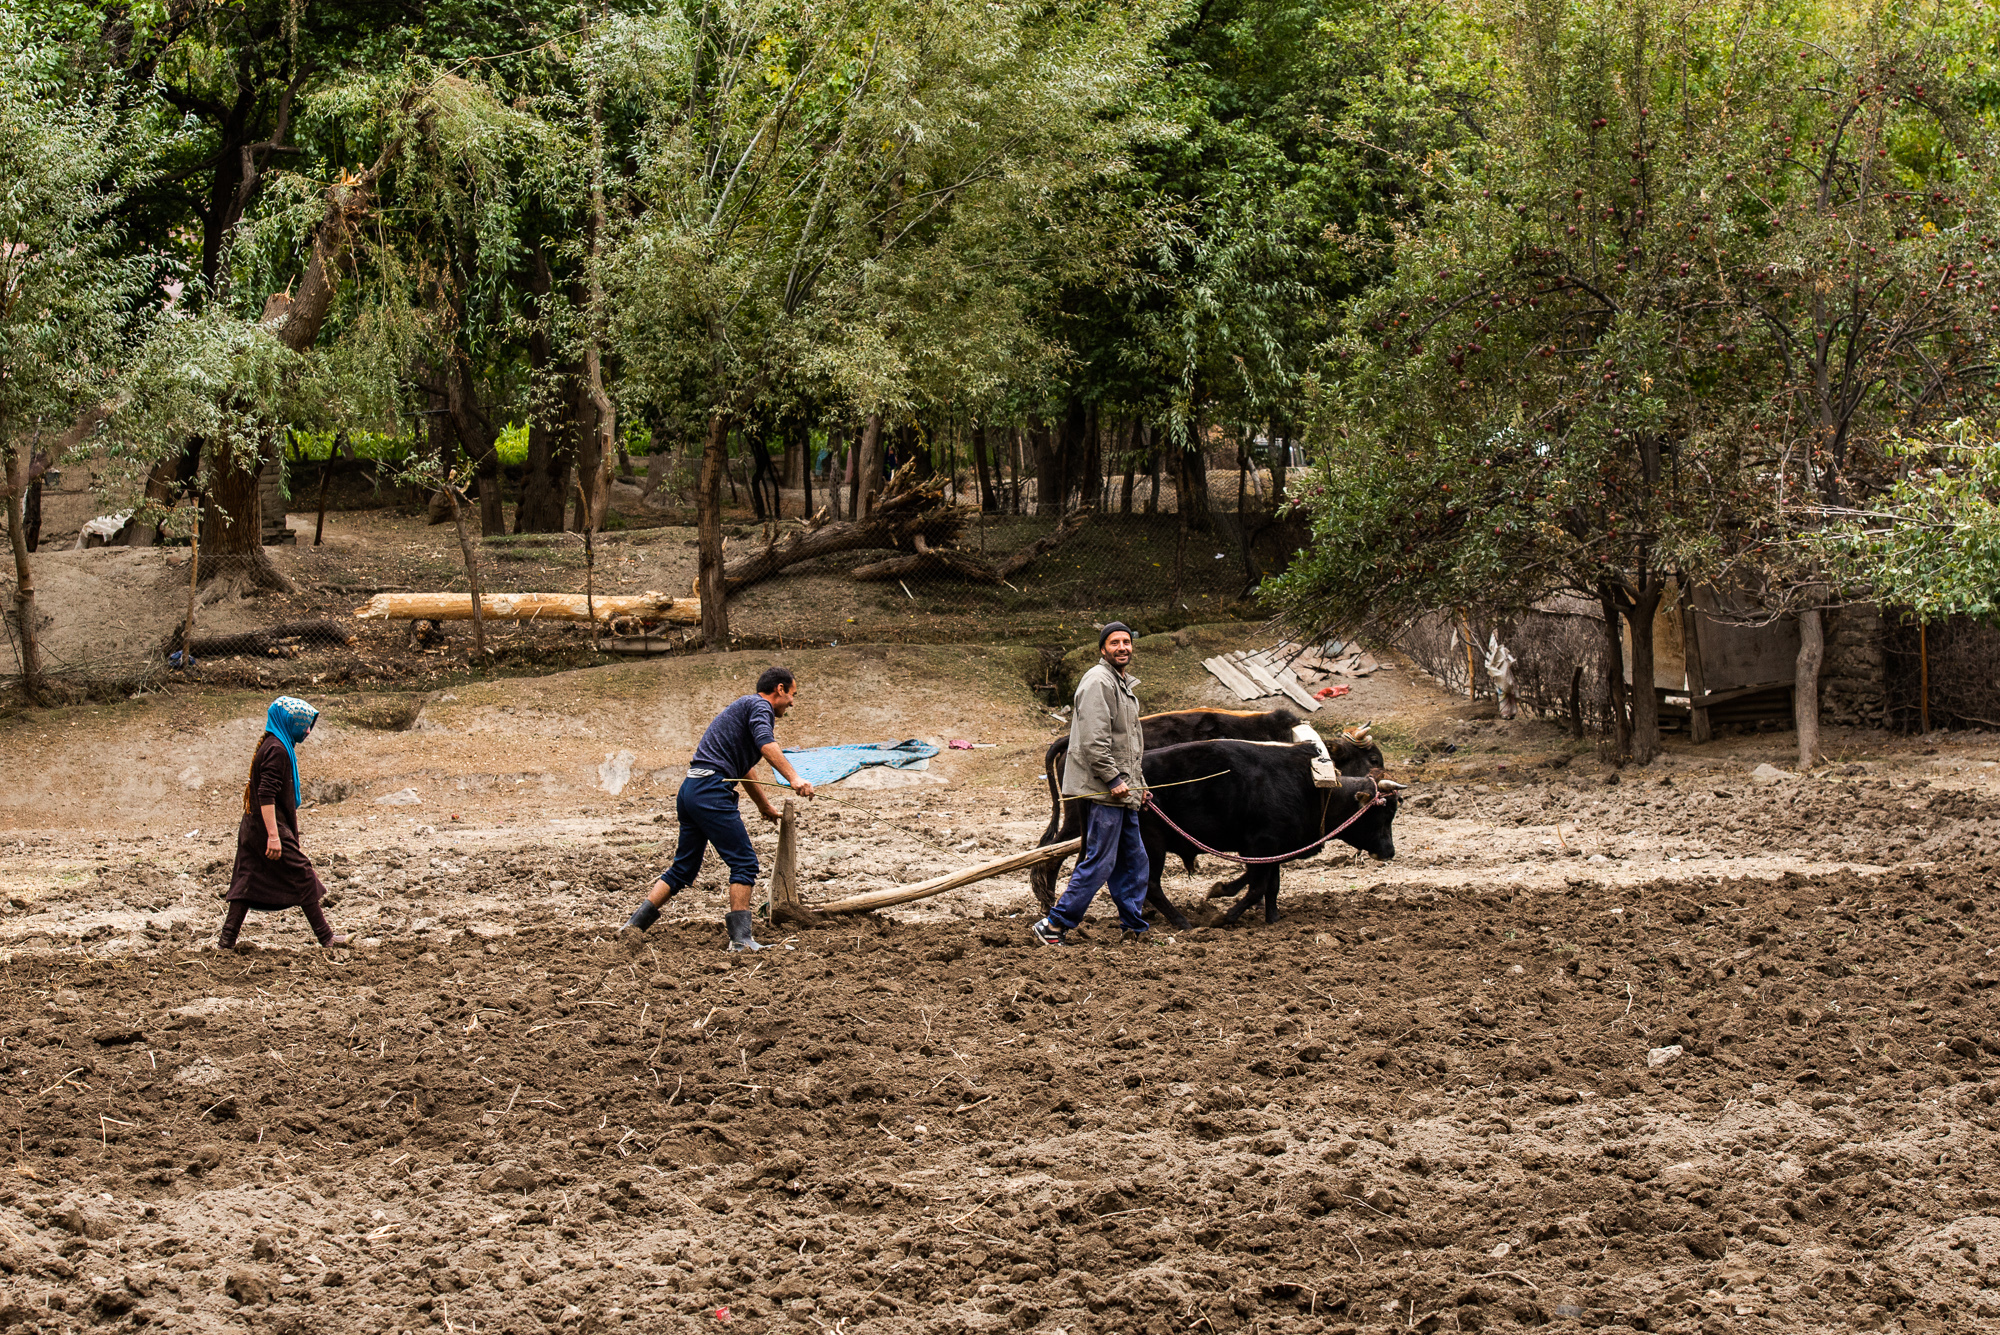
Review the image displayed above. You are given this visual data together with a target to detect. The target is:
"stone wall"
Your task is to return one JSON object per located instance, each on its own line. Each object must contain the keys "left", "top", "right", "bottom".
{"left": 1821, "top": 602, "right": 1888, "bottom": 727}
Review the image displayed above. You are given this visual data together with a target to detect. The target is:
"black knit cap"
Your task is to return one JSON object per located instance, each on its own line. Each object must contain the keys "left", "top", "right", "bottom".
{"left": 1099, "top": 622, "right": 1133, "bottom": 650}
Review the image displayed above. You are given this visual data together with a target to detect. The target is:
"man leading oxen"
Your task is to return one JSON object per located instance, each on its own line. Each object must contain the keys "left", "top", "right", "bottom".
{"left": 1029, "top": 706, "right": 1386, "bottom": 912}
{"left": 1133, "top": 738, "right": 1401, "bottom": 928}
{"left": 1030, "top": 622, "right": 1154, "bottom": 947}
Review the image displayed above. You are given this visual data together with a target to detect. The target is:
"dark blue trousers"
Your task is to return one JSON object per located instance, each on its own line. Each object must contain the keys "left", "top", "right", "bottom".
{"left": 1049, "top": 801, "right": 1151, "bottom": 933}
{"left": 662, "top": 774, "right": 760, "bottom": 889}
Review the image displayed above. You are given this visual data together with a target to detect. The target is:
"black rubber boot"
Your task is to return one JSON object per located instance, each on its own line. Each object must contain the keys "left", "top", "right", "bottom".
{"left": 724, "top": 909, "right": 764, "bottom": 953}
{"left": 624, "top": 901, "right": 662, "bottom": 934}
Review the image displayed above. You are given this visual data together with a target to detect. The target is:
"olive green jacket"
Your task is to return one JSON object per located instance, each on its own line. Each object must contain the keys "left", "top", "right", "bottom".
{"left": 1060, "top": 660, "right": 1146, "bottom": 808}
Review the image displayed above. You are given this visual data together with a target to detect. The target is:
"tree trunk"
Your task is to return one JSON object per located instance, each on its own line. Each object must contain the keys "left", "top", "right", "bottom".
{"left": 788, "top": 419, "right": 804, "bottom": 519}
{"left": 1008, "top": 427, "right": 1025, "bottom": 514}
{"left": 198, "top": 145, "right": 392, "bottom": 587}
{"left": 854, "top": 413, "right": 885, "bottom": 518}
{"left": 580, "top": 45, "right": 616, "bottom": 541}
{"left": 1030, "top": 418, "right": 1060, "bottom": 516}
{"left": 1120, "top": 420, "right": 1137, "bottom": 514}
{"left": 1598, "top": 586, "right": 1632, "bottom": 760}
{"left": 122, "top": 453, "right": 190, "bottom": 547}
{"left": 1179, "top": 442, "right": 1213, "bottom": 532}
{"left": 4, "top": 445, "right": 45, "bottom": 700}
{"left": 443, "top": 484, "right": 486, "bottom": 658}
{"left": 903, "top": 423, "right": 931, "bottom": 481}
{"left": 567, "top": 373, "right": 596, "bottom": 532}
{"left": 444, "top": 353, "right": 505, "bottom": 536}
{"left": 1625, "top": 579, "right": 1665, "bottom": 764}
{"left": 424, "top": 366, "right": 456, "bottom": 525}
{"left": 1795, "top": 600, "right": 1824, "bottom": 770}
{"left": 1235, "top": 435, "right": 1259, "bottom": 586}
{"left": 747, "top": 433, "right": 782, "bottom": 521}
{"left": 839, "top": 426, "right": 858, "bottom": 520}
{"left": 516, "top": 247, "right": 571, "bottom": 533}
{"left": 972, "top": 421, "right": 996, "bottom": 515}
{"left": 1078, "top": 402, "right": 1100, "bottom": 512}
{"left": 698, "top": 411, "right": 733, "bottom": 647}
{"left": 1272, "top": 425, "right": 1288, "bottom": 509}
{"left": 1145, "top": 426, "right": 1160, "bottom": 515}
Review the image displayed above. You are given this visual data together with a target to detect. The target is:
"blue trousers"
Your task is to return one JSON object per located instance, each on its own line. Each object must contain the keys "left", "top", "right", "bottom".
{"left": 1049, "top": 801, "right": 1151, "bottom": 933}
{"left": 662, "top": 774, "right": 760, "bottom": 889}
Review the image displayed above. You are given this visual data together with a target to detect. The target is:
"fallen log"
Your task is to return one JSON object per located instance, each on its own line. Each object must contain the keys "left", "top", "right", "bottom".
{"left": 352, "top": 591, "right": 701, "bottom": 623}
{"left": 850, "top": 511, "right": 1085, "bottom": 584}
{"left": 805, "top": 838, "right": 1082, "bottom": 916}
{"left": 170, "top": 619, "right": 358, "bottom": 660}
{"left": 721, "top": 461, "right": 964, "bottom": 594}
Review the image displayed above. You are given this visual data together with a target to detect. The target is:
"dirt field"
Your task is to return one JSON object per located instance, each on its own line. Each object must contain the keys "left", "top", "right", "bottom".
{"left": 3, "top": 631, "right": 1999, "bottom": 1334}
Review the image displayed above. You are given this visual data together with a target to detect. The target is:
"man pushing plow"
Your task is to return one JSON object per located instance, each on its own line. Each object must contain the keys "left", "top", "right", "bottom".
{"left": 621, "top": 667, "right": 814, "bottom": 952}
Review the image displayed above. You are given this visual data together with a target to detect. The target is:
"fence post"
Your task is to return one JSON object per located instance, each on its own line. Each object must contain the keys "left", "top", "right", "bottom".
{"left": 1919, "top": 621, "right": 1930, "bottom": 734}
{"left": 771, "top": 798, "right": 801, "bottom": 912}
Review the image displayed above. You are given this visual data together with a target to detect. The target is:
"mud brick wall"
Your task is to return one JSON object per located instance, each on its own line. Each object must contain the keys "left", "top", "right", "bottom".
{"left": 1822, "top": 602, "right": 1888, "bottom": 727}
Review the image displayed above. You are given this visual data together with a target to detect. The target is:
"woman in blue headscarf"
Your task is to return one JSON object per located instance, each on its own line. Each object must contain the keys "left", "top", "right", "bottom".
{"left": 219, "top": 696, "right": 348, "bottom": 949}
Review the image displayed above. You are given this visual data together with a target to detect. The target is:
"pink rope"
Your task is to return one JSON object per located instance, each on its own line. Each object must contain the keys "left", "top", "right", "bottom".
{"left": 1141, "top": 779, "right": 1385, "bottom": 866}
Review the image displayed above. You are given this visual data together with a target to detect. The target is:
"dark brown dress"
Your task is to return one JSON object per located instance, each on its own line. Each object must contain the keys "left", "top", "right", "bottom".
{"left": 227, "top": 734, "right": 327, "bottom": 909}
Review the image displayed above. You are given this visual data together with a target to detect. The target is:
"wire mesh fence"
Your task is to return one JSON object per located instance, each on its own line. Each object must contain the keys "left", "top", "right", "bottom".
{"left": 1, "top": 454, "right": 1304, "bottom": 699}
{"left": 1394, "top": 603, "right": 1619, "bottom": 733}
{"left": 1883, "top": 614, "right": 2000, "bottom": 733}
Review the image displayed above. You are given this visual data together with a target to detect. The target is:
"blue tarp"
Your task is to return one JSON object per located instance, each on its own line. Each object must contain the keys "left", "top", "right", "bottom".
{"left": 774, "top": 739, "right": 940, "bottom": 788}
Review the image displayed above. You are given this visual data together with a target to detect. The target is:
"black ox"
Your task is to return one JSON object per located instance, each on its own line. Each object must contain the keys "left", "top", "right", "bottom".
{"left": 1135, "top": 739, "right": 1401, "bottom": 928}
{"left": 1030, "top": 707, "right": 1384, "bottom": 909}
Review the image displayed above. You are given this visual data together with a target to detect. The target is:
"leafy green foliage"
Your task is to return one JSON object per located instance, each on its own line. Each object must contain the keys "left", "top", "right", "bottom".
{"left": 1274, "top": 0, "right": 2000, "bottom": 639}
{"left": 0, "top": 17, "right": 142, "bottom": 446}
{"left": 1819, "top": 423, "right": 2000, "bottom": 623}
{"left": 604, "top": 0, "right": 1162, "bottom": 427}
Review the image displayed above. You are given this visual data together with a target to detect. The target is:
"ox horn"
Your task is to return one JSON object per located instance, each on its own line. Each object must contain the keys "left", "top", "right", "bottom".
{"left": 1376, "top": 779, "right": 1407, "bottom": 792}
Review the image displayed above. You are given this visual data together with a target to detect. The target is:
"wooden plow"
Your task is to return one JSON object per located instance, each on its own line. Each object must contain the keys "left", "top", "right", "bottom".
{"left": 766, "top": 798, "right": 1079, "bottom": 927}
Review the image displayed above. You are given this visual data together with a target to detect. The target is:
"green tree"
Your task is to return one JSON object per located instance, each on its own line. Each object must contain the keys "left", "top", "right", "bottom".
{"left": 0, "top": 18, "right": 146, "bottom": 697}
{"left": 604, "top": 0, "right": 1159, "bottom": 645}
{"left": 1273, "top": 0, "right": 2000, "bottom": 763}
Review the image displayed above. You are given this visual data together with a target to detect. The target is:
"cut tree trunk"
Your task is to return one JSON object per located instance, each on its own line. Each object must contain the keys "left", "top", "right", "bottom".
{"left": 698, "top": 410, "right": 732, "bottom": 646}
{"left": 354, "top": 592, "right": 700, "bottom": 623}
{"left": 1796, "top": 599, "right": 1824, "bottom": 770}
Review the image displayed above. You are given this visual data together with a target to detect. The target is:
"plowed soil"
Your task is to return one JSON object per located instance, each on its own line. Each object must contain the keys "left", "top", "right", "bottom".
{"left": 5, "top": 643, "right": 2000, "bottom": 1334}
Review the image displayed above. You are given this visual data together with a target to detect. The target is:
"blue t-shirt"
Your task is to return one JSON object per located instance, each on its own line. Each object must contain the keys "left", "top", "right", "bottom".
{"left": 690, "top": 695, "right": 778, "bottom": 783}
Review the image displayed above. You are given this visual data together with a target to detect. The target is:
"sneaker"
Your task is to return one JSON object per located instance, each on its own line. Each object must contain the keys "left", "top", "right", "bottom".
{"left": 1030, "top": 917, "right": 1067, "bottom": 947}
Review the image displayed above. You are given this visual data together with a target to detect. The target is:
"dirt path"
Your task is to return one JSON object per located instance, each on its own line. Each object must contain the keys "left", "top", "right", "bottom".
{"left": 3, "top": 632, "right": 1998, "bottom": 1333}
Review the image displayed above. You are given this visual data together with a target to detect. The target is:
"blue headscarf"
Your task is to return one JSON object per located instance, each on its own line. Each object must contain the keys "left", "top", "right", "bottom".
{"left": 264, "top": 696, "right": 319, "bottom": 805}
